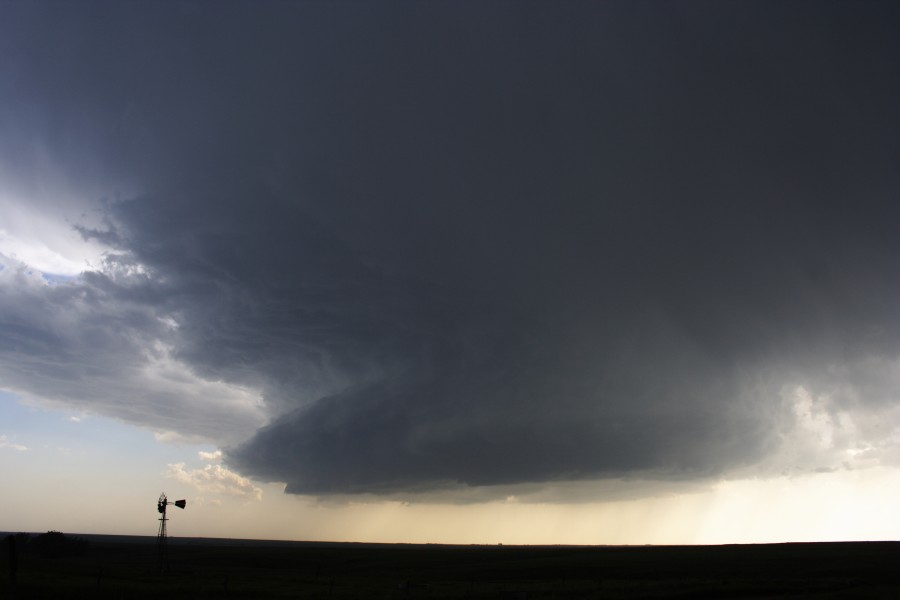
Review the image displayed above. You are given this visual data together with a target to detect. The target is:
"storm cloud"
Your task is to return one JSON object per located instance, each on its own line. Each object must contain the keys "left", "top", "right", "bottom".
{"left": 1, "top": 1, "right": 899, "bottom": 497}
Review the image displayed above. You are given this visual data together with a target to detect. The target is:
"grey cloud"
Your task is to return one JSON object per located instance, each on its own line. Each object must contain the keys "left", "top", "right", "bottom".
{"left": 1, "top": 1, "right": 899, "bottom": 498}
{"left": 0, "top": 254, "right": 264, "bottom": 443}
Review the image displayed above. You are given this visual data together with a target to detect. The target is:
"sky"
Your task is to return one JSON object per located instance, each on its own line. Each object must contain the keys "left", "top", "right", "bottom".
{"left": 1, "top": 0, "right": 900, "bottom": 544}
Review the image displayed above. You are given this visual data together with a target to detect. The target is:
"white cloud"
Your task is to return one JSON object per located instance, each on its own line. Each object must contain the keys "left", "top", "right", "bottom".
{"left": 0, "top": 228, "right": 92, "bottom": 277}
{"left": 0, "top": 186, "right": 109, "bottom": 277}
{"left": 0, "top": 434, "right": 28, "bottom": 451}
{"left": 198, "top": 449, "right": 223, "bottom": 462}
{"left": 166, "top": 462, "right": 263, "bottom": 501}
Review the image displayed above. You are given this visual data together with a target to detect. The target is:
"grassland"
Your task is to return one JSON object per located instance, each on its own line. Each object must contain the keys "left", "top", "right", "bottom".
{"left": 3, "top": 535, "right": 900, "bottom": 599}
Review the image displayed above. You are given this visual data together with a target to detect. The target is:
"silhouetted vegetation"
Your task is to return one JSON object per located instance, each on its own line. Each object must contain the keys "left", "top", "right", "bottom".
{"left": 28, "top": 531, "right": 89, "bottom": 559}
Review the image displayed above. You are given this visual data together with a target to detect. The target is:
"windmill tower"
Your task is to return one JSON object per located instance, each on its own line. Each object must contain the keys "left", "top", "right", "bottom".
{"left": 156, "top": 492, "right": 186, "bottom": 572}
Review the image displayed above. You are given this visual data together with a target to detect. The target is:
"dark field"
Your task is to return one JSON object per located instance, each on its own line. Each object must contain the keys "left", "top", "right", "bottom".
{"left": 4, "top": 535, "right": 900, "bottom": 599}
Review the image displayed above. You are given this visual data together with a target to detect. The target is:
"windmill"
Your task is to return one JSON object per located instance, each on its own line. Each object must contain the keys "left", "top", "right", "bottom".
{"left": 156, "top": 492, "right": 186, "bottom": 572}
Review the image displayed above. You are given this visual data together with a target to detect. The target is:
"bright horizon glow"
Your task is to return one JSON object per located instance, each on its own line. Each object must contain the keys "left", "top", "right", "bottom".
{"left": 3, "top": 392, "right": 899, "bottom": 545}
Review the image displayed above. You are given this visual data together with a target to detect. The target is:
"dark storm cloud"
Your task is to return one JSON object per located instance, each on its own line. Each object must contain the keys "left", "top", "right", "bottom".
{"left": 2, "top": 1, "right": 899, "bottom": 496}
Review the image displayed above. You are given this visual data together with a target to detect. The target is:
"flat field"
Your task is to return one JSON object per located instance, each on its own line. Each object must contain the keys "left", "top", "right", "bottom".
{"left": 3, "top": 536, "right": 900, "bottom": 599}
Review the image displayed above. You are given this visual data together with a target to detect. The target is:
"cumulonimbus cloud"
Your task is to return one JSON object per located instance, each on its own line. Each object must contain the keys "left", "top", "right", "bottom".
{"left": 1, "top": 1, "right": 899, "bottom": 500}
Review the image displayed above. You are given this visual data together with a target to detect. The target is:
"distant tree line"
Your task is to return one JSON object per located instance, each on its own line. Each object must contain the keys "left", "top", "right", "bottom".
{"left": 5, "top": 531, "right": 89, "bottom": 558}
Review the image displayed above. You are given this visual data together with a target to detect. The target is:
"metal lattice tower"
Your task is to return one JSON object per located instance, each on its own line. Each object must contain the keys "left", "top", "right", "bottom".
{"left": 156, "top": 493, "right": 186, "bottom": 572}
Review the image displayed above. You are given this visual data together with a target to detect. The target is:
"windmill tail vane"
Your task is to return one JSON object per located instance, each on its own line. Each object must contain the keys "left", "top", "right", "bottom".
{"left": 158, "top": 494, "right": 187, "bottom": 513}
